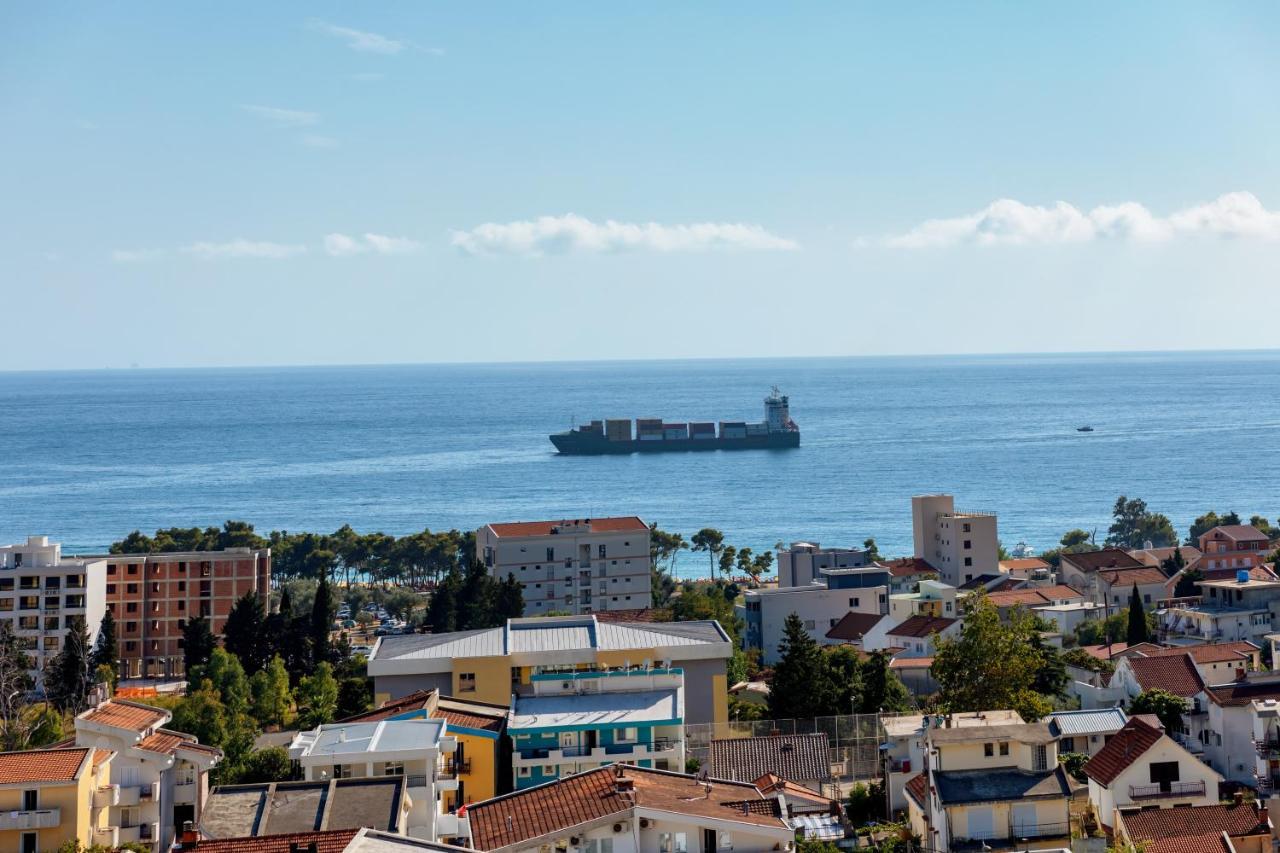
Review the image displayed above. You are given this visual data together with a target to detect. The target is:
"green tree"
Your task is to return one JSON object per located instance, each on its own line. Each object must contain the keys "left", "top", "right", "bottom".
{"left": 1030, "top": 632, "right": 1069, "bottom": 700}
{"left": 1106, "top": 496, "right": 1176, "bottom": 548}
{"left": 823, "top": 645, "right": 865, "bottom": 715}
{"left": 223, "top": 591, "right": 268, "bottom": 674}
{"left": 1129, "top": 688, "right": 1185, "bottom": 733}
{"left": 458, "top": 560, "right": 496, "bottom": 630}
{"left": 336, "top": 677, "right": 372, "bottom": 720}
{"left": 1188, "top": 511, "right": 1222, "bottom": 544}
{"left": 649, "top": 524, "right": 688, "bottom": 575}
{"left": 750, "top": 551, "right": 774, "bottom": 584}
{"left": 0, "top": 621, "right": 34, "bottom": 750}
{"left": 90, "top": 610, "right": 118, "bottom": 685}
{"left": 295, "top": 662, "right": 339, "bottom": 729}
{"left": 862, "top": 538, "right": 882, "bottom": 562}
{"left": 717, "top": 545, "right": 737, "bottom": 579}
{"left": 668, "top": 583, "right": 742, "bottom": 644}
{"left": 690, "top": 528, "right": 725, "bottom": 581}
{"left": 494, "top": 573, "right": 525, "bottom": 622}
{"left": 860, "top": 650, "right": 912, "bottom": 714}
{"left": 46, "top": 616, "right": 95, "bottom": 715}
{"left": 236, "top": 746, "right": 295, "bottom": 783}
{"left": 846, "top": 782, "right": 875, "bottom": 825}
{"left": 1126, "top": 584, "right": 1149, "bottom": 645}
{"left": 249, "top": 655, "right": 291, "bottom": 728}
{"left": 1160, "top": 546, "right": 1186, "bottom": 576}
{"left": 426, "top": 566, "right": 461, "bottom": 633}
{"left": 932, "top": 593, "right": 1047, "bottom": 719}
{"left": 767, "top": 613, "right": 830, "bottom": 719}
{"left": 310, "top": 577, "right": 335, "bottom": 666}
{"left": 1041, "top": 528, "right": 1099, "bottom": 566}
{"left": 171, "top": 680, "right": 229, "bottom": 751}
{"left": 182, "top": 614, "right": 216, "bottom": 676}
{"left": 192, "top": 647, "right": 250, "bottom": 716}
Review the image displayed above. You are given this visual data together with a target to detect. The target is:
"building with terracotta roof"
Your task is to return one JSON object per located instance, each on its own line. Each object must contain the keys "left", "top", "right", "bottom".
{"left": 476, "top": 517, "right": 652, "bottom": 617}
{"left": 178, "top": 827, "right": 473, "bottom": 853}
{"left": 911, "top": 494, "right": 999, "bottom": 586}
{"left": 1129, "top": 545, "right": 1202, "bottom": 571}
{"left": 1197, "top": 525, "right": 1274, "bottom": 573}
{"left": 463, "top": 764, "right": 794, "bottom": 853}
{"left": 1083, "top": 717, "right": 1222, "bottom": 831}
{"left": 882, "top": 710, "right": 1026, "bottom": 814}
{"left": 73, "top": 697, "right": 222, "bottom": 851}
{"left": 1200, "top": 670, "right": 1280, "bottom": 790}
{"left": 743, "top": 564, "right": 892, "bottom": 664}
{"left": 0, "top": 746, "right": 115, "bottom": 853}
{"left": 884, "top": 614, "right": 960, "bottom": 658}
{"left": 1110, "top": 652, "right": 1212, "bottom": 756}
{"left": 1058, "top": 548, "right": 1145, "bottom": 596}
{"left": 368, "top": 615, "right": 734, "bottom": 726}
{"left": 338, "top": 689, "right": 510, "bottom": 810}
{"left": 997, "top": 556, "right": 1053, "bottom": 577}
{"left": 1136, "top": 640, "right": 1259, "bottom": 684}
{"left": 1115, "top": 801, "right": 1272, "bottom": 853}
{"left": 1095, "top": 566, "right": 1174, "bottom": 608}
{"left": 706, "top": 733, "right": 829, "bottom": 792}
{"left": 823, "top": 611, "right": 890, "bottom": 648}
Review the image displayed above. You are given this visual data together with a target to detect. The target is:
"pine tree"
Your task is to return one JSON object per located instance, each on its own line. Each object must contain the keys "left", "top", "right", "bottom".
{"left": 459, "top": 561, "right": 496, "bottom": 630}
{"left": 426, "top": 567, "right": 461, "bottom": 633}
{"left": 90, "top": 610, "right": 119, "bottom": 684}
{"left": 249, "top": 655, "right": 291, "bottom": 728}
{"left": 1127, "top": 584, "right": 1149, "bottom": 645}
{"left": 860, "top": 650, "right": 912, "bottom": 713}
{"left": 46, "top": 617, "right": 95, "bottom": 714}
{"left": 310, "top": 578, "right": 334, "bottom": 667}
{"left": 223, "top": 591, "right": 268, "bottom": 674}
{"left": 182, "top": 614, "right": 216, "bottom": 676}
{"left": 294, "top": 662, "right": 339, "bottom": 729}
{"left": 495, "top": 573, "right": 525, "bottom": 621}
{"left": 767, "top": 613, "right": 829, "bottom": 719}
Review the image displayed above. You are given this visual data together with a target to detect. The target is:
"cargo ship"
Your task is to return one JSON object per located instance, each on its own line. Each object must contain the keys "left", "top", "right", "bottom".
{"left": 550, "top": 388, "right": 800, "bottom": 454}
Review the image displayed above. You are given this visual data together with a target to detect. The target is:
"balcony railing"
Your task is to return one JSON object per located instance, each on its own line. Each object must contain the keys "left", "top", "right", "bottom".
{"left": 1010, "top": 821, "right": 1070, "bottom": 839}
{"left": 446, "top": 758, "right": 472, "bottom": 775}
{"left": 406, "top": 774, "right": 428, "bottom": 788}
{"left": 1129, "top": 780, "right": 1205, "bottom": 800}
{"left": 0, "top": 808, "right": 61, "bottom": 830}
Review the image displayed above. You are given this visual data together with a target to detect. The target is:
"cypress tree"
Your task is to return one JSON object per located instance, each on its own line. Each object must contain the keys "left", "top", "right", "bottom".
{"left": 767, "top": 613, "right": 828, "bottom": 720}
{"left": 90, "top": 610, "right": 119, "bottom": 683}
{"left": 1126, "top": 584, "right": 1149, "bottom": 645}
{"left": 224, "top": 591, "right": 267, "bottom": 674}
{"left": 182, "top": 614, "right": 216, "bottom": 677}
{"left": 310, "top": 578, "right": 334, "bottom": 667}
{"left": 47, "top": 617, "right": 94, "bottom": 714}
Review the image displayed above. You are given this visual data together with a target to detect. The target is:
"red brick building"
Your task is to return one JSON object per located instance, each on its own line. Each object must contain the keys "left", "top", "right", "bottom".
{"left": 104, "top": 548, "right": 271, "bottom": 679}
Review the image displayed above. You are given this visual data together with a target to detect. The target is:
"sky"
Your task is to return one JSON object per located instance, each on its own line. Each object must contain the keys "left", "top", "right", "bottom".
{"left": 4, "top": 3, "right": 1280, "bottom": 370}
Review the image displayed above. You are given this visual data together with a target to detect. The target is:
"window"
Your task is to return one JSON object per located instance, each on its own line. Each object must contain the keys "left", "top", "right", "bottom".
{"left": 849, "top": 597, "right": 860, "bottom": 608}
{"left": 615, "top": 727, "right": 638, "bottom": 743}
{"left": 20, "top": 832, "right": 35, "bottom": 853}
{"left": 21, "top": 789, "right": 37, "bottom": 811}
{"left": 517, "top": 766, "right": 530, "bottom": 777}
{"left": 598, "top": 544, "right": 607, "bottom": 558}
{"left": 151, "top": 582, "right": 160, "bottom": 593}
{"left": 984, "top": 743, "right": 994, "bottom": 757}
{"left": 332, "top": 764, "right": 352, "bottom": 779}
{"left": 945, "top": 602, "right": 953, "bottom": 613}
{"left": 546, "top": 548, "right": 555, "bottom": 562}
{"left": 963, "top": 523, "right": 971, "bottom": 533}
{"left": 177, "top": 581, "right": 186, "bottom": 592}
{"left": 963, "top": 540, "right": 971, "bottom": 549}
{"left": 999, "top": 742, "right": 1009, "bottom": 756}
{"left": 458, "top": 673, "right": 477, "bottom": 693}
{"left": 127, "top": 564, "right": 138, "bottom": 575}
{"left": 0, "top": 599, "right": 9, "bottom": 612}
{"left": 126, "top": 602, "right": 138, "bottom": 613}
{"left": 585, "top": 840, "right": 615, "bottom": 853}
{"left": 126, "top": 583, "right": 138, "bottom": 595}
{"left": 0, "top": 579, "right": 10, "bottom": 592}
{"left": 659, "top": 832, "right": 688, "bottom": 853}
{"left": 963, "top": 557, "right": 973, "bottom": 567}
{"left": 106, "top": 584, "right": 116, "bottom": 594}
{"left": 542, "top": 766, "right": 555, "bottom": 777}
{"left": 1061, "top": 737, "right": 1076, "bottom": 753}
{"left": 718, "top": 832, "right": 733, "bottom": 849}
{"left": 126, "top": 622, "right": 137, "bottom": 632}
{"left": 382, "top": 761, "right": 404, "bottom": 776}
{"left": 1148, "top": 760, "right": 1180, "bottom": 791}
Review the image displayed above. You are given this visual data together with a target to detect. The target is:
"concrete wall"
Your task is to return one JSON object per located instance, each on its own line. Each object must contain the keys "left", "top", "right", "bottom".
{"left": 374, "top": 672, "right": 452, "bottom": 706}
{"left": 681, "top": 658, "right": 728, "bottom": 726}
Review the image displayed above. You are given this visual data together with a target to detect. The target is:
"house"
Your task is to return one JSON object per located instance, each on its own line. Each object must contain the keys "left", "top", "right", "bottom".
{"left": 888, "top": 579, "right": 959, "bottom": 623}
{"left": 743, "top": 566, "right": 890, "bottom": 664}
{"left": 876, "top": 557, "right": 939, "bottom": 593}
{"left": 911, "top": 494, "right": 999, "bottom": 586}
{"left": 509, "top": 667, "right": 684, "bottom": 789}
{"left": 823, "top": 611, "right": 892, "bottom": 651}
{"left": 1095, "top": 566, "right": 1172, "bottom": 609}
{"left": 1046, "top": 708, "right": 1128, "bottom": 757}
{"left": 1110, "top": 653, "right": 1211, "bottom": 756}
{"left": 1129, "top": 545, "right": 1202, "bottom": 571}
{"left": 1134, "top": 641, "right": 1259, "bottom": 685}
{"left": 74, "top": 698, "right": 222, "bottom": 851}
{"left": 367, "top": 615, "right": 734, "bottom": 725}
{"left": 338, "top": 689, "right": 510, "bottom": 810}
{"left": 1197, "top": 525, "right": 1275, "bottom": 572}
{"left": 884, "top": 614, "right": 959, "bottom": 658}
{"left": 905, "top": 718, "right": 1072, "bottom": 851}
{"left": 706, "top": 733, "right": 830, "bottom": 792}
{"left": 1157, "top": 575, "right": 1280, "bottom": 646}
{"left": 1114, "top": 800, "right": 1272, "bottom": 853}
{"left": 881, "top": 710, "right": 1025, "bottom": 814}
{"left": 463, "top": 764, "right": 795, "bottom": 853}
{"left": 775, "top": 542, "right": 871, "bottom": 588}
{"left": 0, "top": 747, "right": 114, "bottom": 853}
{"left": 1203, "top": 671, "right": 1280, "bottom": 789}
{"left": 1083, "top": 717, "right": 1222, "bottom": 832}
{"left": 1058, "top": 549, "right": 1145, "bottom": 598}
{"left": 476, "top": 517, "right": 653, "bottom": 616}
{"left": 287, "top": 718, "right": 460, "bottom": 842}
{"left": 997, "top": 557, "right": 1053, "bottom": 578}
{"left": 979, "top": 584, "right": 1092, "bottom": 630}
{"left": 200, "top": 778, "right": 411, "bottom": 839}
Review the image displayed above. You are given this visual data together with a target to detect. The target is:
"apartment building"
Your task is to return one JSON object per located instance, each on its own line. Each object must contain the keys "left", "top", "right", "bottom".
{"left": 910, "top": 494, "right": 998, "bottom": 586}
{"left": 101, "top": 547, "right": 271, "bottom": 679}
{"left": 74, "top": 698, "right": 222, "bottom": 851}
{"left": 775, "top": 542, "right": 870, "bottom": 588}
{"left": 476, "top": 517, "right": 652, "bottom": 616}
{"left": 1158, "top": 574, "right": 1280, "bottom": 647}
{"left": 1197, "top": 525, "right": 1274, "bottom": 572}
{"left": 509, "top": 668, "right": 684, "bottom": 789}
{"left": 368, "top": 615, "right": 734, "bottom": 725}
{"left": 743, "top": 565, "right": 890, "bottom": 664}
{"left": 0, "top": 536, "right": 107, "bottom": 684}
{"left": 0, "top": 747, "right": 114, "bottom": 853}
{"left": 883, "top": 710, "right": 1025, "bottom": 813}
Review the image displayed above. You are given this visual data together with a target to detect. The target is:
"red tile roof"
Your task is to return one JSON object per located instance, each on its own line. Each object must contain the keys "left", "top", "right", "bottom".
{"left": 1098, "top": 566, "right": 1171, "bottom": 587}
{"left": 879, "top": 557, "right": 937, "bottom": 577}
{"left": 1078, "top": 642, "right": 1129, "bottom": 660}
{"left": 999, "top": 558, "right": 1052, "bottom": 572}
{"left": 904, "top": 773, "right": 928, "bottom": 807}
{"left": 187, "top": 829, "right": 360, "bottom": 853}
{"left": 1137, "top": 641, "right": 1258, "bottom": 665}
{"left": 889, "top": 657, "right": 933, "bottom": 670}
{"left": 487, "top": 517, "right": 647, "bottom": 538}
{"left": 1202, "top": 525, "right": 1272, "bottom": 543}
{"left": 81, "top": 699, "right": 167, "bottom": 732}
{"left": 1061, "top": 549, "right": 1145, "bottom": 572}
{"left": 0, "top": 748, "right": 89, "bottom": 784}
{"left": 886, "top": 615, "right": 957, "bottom": 638}
{"left": 1206, "top": 679, "right": 1280, "bottom": 707}
{"left": 1083, "top": 717, "right": 1164, "bottom": 785}
{"left": 338, "top": 689, "right": 435, "bottom": 723}
{"left": 751, "top": 773, "right": 831, "bottom": 805}
{"left": 436, "top": 702, "right": 507, "bottom": 734}
{"left": 1199, "top": 565, "right": 1278, "bottom": 583}
{"left": 137, "top": 731, "right": 186, "bottom": 755}
{"left": 1120, "top": 803, "right": 1270, "bottom": 853}
{"left": 467, "top": 765, "right": 784, "bottom": 851}
{"left": 1124, "top": 653, "right": 1206, "bottom": 697}
{"left": 985, "top": 585, "right": 1085, "bottom": 608}
{"left": 825, "top": 611, "right": 887, "bottom": 641}
{"left": 708, "top": 733, "right": 829, "bottom": 784}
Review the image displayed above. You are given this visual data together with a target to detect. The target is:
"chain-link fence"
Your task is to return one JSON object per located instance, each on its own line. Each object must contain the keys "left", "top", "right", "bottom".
{"left": 684, "top": 713, "right": 885, "bottom": 797}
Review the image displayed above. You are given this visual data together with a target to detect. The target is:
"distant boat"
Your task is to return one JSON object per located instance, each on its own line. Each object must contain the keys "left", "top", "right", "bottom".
{"left": 1076, "top": 426, "right": 1094, "bottom": 432}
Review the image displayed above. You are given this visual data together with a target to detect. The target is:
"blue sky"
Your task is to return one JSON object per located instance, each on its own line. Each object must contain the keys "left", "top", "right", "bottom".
{"left": 4, "top": 3, "right": 1280, "bottom": 370}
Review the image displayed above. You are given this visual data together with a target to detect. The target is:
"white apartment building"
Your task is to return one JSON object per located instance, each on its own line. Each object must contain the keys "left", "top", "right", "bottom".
{"left": 74, "top": 698, "right": 222, "bottom": 852}
{"left": 775, "top": 541, "right": 870, "bottom": 588}
{"left": 743, "top": 566, "right": 890, "bottom": 664}
{"left": 0, "top": 536, "right": 106, "bottom": 685}
{"left": 911, "top": 494, "right": 998, "bottom": 586}
{"left": 477, "top": 517, "right": 652, "bottom": 616}
{"left": 288, "top": 717, "right": 463, "bottom": 842}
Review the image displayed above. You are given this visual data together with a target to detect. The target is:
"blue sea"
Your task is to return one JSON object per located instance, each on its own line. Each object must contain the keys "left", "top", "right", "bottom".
{"left": 2, "top": 352, "right": 1278, "bottom": 579}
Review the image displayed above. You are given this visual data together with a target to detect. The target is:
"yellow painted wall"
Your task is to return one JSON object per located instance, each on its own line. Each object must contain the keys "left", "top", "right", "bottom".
{"left": 0, "top": 776, "right": 91, "bottom": 852}
{"left": 596, "top": 648, "right": 656, "bottom": 669}
{"left": 443, "top": 730, "right": 500, "bottom": 810}
{"left": 711, "top": 673, "right": 728, "bottom": 725}
{"left": 452, "top": 656, "right": 513, "bottom": 706}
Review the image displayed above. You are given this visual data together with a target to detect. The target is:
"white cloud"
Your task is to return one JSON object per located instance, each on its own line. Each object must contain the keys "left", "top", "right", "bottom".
{"left": 239, "top": 104, "right": 319, "bottom": 127}
{"left": 875, "top": 191, "right": 1280, "bottom": 249}
{"left": 309, "top": 20, "right": 404, "bottom": 54}
{"left": 182, "top": 240, "right": 308, "bottom": 260}
{"left": 324, "top": 233, "right": 422, "bottom": 257}
{"left": 450, "top": 213, "right": 799, "bottom": 256}
{"left": 301, "top": 134, "right": 340, "bottom": 149}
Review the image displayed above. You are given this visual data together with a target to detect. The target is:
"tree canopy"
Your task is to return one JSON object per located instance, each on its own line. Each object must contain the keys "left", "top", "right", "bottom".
{"left": 1105, "top": 496, "right": 1176, "bottom": 548}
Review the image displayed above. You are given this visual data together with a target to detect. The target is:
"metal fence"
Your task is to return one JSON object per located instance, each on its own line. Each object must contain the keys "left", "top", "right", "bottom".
{"left": 684, "top": 713, "right": 885, "bottom": 796}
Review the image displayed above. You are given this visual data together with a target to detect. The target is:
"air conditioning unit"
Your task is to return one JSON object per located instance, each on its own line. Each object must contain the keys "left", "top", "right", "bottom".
{"left": 639, "top": 818, "right": 652, "bottom": 829}
{"left": 612, "top": 822, "right": 628, "bottom": 834}
{"left": 569, "top": 836, "right": 581, "bottom": 845}
{"left": 562, "top": 682, "right": 572, "bottom": 690}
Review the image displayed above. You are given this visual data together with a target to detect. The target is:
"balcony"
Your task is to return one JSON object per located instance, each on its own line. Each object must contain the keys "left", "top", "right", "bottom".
{"left": 1257, "top": 739, "right": 1280, "bottom": 759}
{"left": 1129, "top": 780, "right": 1205, "bottom": 800}
{"left": 436, "top": 812, "right": 471, "bottom": 838}
{"left": 94, "top": 784, "right": 120, "bottom": 808}
{"left": 445, "top": 757, "right": 472, "bottom": 775}
{"left": 0, "top": 808, "right": 61, "bottom": 830}
{"left": 93, "top": 825, "right": 119, "bottom": 848}
{"left": 1009, "top": 821, "right": 1070, "bottom": 840}
{"left": 118, "top": 822, "right": 157, "bottom": 845}
{"left": 117, "top": 780, "right": 159, "bottom": 806}
{"left": 174, "top": 780, "right": 197, "bottom": 804}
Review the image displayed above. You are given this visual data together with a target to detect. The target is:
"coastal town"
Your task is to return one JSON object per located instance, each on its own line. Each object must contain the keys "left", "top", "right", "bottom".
{"left": 3, "top": 495, "right": 1279, "bottom": 853}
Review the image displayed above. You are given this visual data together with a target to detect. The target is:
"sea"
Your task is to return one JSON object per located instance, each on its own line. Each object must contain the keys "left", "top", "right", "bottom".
{"left": 2, "top": 351, "right": 1278, "bottom": 580}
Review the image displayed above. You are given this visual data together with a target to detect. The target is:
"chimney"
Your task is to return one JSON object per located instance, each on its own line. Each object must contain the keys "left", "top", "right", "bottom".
{"left": 615, "top": 776, "right": 635, "bottom": 794}
{"left": 179, "top": 821, "right": 201, "bottom": 849}
{"left": 1234, "top": 791, "right": 1245, "bottom": 806}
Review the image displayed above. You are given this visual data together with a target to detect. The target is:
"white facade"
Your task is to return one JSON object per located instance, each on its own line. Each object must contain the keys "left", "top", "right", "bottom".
{"left": 882, "top": 710, "right": 1024, "bottom": 813}
{"left": 888, "top": 580, "right": 959, "bottom": 623}
{"left": 0, "top": 536, "right": 107, "bottom": 687}
{"left": 911, "top": 495, "right": 998, "bottom": 587}
{"left": 477, "top": 519, "right": 652, "bottom": 616}
{"left": 1087, "top": 735, "right": 1221, "bottom": 828}
{"left": 743, "top": 579, "right": 887, "bottom": 664}
{"left": 775, "top": 542, "right": 870, "bottom": 588}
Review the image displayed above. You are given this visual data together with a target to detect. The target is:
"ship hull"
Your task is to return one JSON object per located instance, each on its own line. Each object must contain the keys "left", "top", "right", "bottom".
{"left": 550, "top": 431, "right": 800, "bottom": 455}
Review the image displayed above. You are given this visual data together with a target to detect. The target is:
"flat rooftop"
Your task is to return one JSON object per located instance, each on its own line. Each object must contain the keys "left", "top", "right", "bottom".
{"left": 291, "top": 719, "right": 445, "bottom": 759}
{"left": 511, "top": 689, "right": 680, "bottom": 730}
{"left": 201, "top": 778, "right": 405, "bottom": 838}
{"left": 883, "top": 710, "right": 1023, "bottom": 738}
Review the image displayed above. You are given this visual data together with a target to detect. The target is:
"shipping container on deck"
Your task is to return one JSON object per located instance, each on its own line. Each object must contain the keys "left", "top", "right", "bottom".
{"left": 605, "top": 419, "right": 633, "bottom": 441}
{"left": 745, "top": 422, "right": 769, "bottom": 436}
{"left": 663, "top": 423, "right": 690, "bottom": 440}
{"left": 690, "top": 422, "right": 717, "bottom": 439}
{"left": 719, "top": 421, "right": 748, "bottom": 439}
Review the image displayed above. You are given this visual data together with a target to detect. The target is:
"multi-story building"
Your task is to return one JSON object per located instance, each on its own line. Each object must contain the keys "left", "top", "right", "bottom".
{"left": 509, "top": 668, "right": 685, "bottom": 789}
{"left": 1197, "top": 525, "right": 1274, "bottom": 572}
{"left": 743, "top": 565, "right": 890, "bottom": 664}
{"left": 287, "top": 718, "right": 465, "bottom": 843}
{"left": 0, "top": 536, "right": 107, "bottom": 685}
{"left": 775, "top": 542, "right": 870, "bottom": 588}
{"left": 74, "top": 698, "right": 222, "bottom": 851}
{"left": 476, "top": 517, "right": 652, "bottom": 616}
{"left": 1158, "top": 574, "right": 1280, "bottom": 647}
{"left": 1045, "top": 708, "right": 1129, "bottom": 758}
{"left": 1058, "top": 548, "right": 1145, "bottom": 597}
{"left": 99, "top": 547, "right": 271, "bottom": 680}
{"left": 0, "top": 746, "right": 115, "bottom": 853}
{"left": 367, "top": 615, "right": 734, "bottom": 725}
{"left": 910, "top": 494, "right": 998, "bottom": 586}
{"left": 883, "top": 710, "right": 1025, "bottom": 814}
{"left": 1114, "top": 802, "right": 1272, "bottom": 853}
